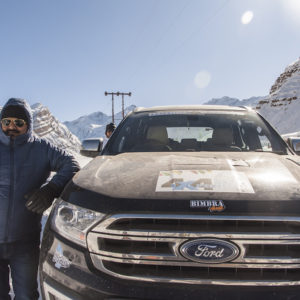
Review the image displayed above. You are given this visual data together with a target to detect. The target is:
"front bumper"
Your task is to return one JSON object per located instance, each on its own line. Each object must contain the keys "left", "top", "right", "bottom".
{"left": 39, "top": 229, "right": 300, "bottom": 300}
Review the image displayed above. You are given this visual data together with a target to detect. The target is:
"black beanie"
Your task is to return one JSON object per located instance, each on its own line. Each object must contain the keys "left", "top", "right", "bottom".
{"left": 1, "top": 105, "right": 29, "bottom": 124}
{"left": 105, "top": 122, "right": 116, "bottom": 133}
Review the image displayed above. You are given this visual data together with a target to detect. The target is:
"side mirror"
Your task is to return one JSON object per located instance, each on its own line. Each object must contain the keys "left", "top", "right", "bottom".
{"left": 80, "top": 138, "right": 103, "bottom": 157}
{"left": 287, "top": 137, "right": 300, "bottom": 155}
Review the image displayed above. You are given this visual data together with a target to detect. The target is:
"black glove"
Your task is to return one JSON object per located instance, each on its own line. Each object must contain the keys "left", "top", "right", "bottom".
{"left": 25, "top": 182, "right": 61, "bottom": 214}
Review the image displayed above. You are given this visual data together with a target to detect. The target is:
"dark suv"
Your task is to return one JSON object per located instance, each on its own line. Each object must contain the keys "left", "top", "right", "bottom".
{"left": 40, "top": 105, "right": 300, "bottom": 300}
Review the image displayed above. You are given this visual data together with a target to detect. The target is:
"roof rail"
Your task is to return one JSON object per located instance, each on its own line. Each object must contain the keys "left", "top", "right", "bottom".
{"left": 133, "top": 107, "right": 145, "bottom": 113}
{"left": 238, "top": 106, "right": 252, "bottom": 111}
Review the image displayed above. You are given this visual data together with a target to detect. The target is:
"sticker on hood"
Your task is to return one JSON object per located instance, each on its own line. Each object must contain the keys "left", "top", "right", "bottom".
{"left": 156, "top": 170, "right": 254, "bottom": 193}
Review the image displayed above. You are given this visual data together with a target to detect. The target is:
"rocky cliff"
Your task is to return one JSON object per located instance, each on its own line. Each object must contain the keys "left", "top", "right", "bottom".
{"left": 31, "top": 103, "right": 81, "bottom": 153}
{"left": 256, "top": 57, "right": 300, "bottom": 134}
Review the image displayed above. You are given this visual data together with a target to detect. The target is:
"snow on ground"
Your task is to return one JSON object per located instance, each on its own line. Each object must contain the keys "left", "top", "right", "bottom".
{"left": 282, "top": 131, "right": 300, "bottom": 138}
{"left": 74, "top": 153, "right": 94, "bottom": 168}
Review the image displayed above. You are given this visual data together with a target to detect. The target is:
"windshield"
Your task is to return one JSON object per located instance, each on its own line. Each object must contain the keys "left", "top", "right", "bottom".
{"left": 104, "top": 110, "right": 287, "bottom": 154}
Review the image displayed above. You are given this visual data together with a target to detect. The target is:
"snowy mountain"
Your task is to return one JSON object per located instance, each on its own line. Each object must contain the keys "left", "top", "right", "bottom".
{"left": 204, "top": 96, "right": 265, "bottom": 107}
{"left": 31, "top": 103, "right": 81, "bottom": 153}
{"left": 64, "top": 105, "right": 136, "bottom": 141}
{"left": 0, "top": 103, "right": 81, "bottom": 154}
{"left": 256, "top": 57, "right": 300, "bottom": 134}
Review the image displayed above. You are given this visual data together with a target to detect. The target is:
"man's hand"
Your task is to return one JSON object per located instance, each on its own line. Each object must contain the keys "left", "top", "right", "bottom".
{"left": 25, "top": 183, "right": 60, "bottom": 214}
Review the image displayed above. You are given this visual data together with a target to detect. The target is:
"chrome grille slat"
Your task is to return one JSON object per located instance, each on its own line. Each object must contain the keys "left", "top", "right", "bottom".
{"left": 90, "top": 255, "right": 300, "bottom": 286}
{"left": 90, "top": 230, "right": 300, "bottom": 239}
{"left": 87, "top": 214, "right": 300, "bottom": 285}
{"left": 91, "top": 254, "right": 300, "bottom": 269}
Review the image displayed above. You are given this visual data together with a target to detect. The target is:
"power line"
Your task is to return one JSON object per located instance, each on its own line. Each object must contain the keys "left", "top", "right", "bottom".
{"left": 123, "top": 1, "right": 159, "bottom": 62}
{"left": 164, "top": 0, "right": 231, "bottom": 61}
{"left": 127, "top": 0, "right": 193, "bottom": 82}
{"left": 107, "top": 1, "right": 159, "bottom": 86}
{"left": 129, "top": 0, "right": 230, "bottom": 87}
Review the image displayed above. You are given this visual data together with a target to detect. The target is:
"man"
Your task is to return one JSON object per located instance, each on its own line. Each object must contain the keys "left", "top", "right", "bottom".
{"left": 105, "top": 122, "right": 116, "bottom": 138}
{"left": 0, "top": 98, "right": 80, "bottom": 300}
{"left": 102, "top": 122, "right": 116, "bottom": 149}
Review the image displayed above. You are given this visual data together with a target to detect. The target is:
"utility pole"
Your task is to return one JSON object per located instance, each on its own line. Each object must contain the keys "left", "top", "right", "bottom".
{"left": 104, "top": 91, "right": 132, "bottom": 122}
{"left": 120, "top": 92, "right": 132, "bottom": 118}
{"left": 104, "top": 91, "right": 117, "bottom": 123}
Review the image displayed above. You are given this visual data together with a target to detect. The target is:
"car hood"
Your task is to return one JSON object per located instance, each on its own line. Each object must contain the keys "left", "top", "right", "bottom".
{"left": 73, "top": 152, "right": 300, "bottom": 201}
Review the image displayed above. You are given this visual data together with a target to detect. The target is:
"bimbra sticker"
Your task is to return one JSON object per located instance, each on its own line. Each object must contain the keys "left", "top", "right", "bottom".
{"left": 190, "top": 199, "right": 226, "bottom": 212}
{"left": 156, "top": 170, "right": 254, "bottom": 193}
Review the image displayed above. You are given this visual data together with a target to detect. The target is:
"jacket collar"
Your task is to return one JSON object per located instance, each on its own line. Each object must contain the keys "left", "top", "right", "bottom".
{"left": 0, "top": 129, "right": 32, "bottom": 146}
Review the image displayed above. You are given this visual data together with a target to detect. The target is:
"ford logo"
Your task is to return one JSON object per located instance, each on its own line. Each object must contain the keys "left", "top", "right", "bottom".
{"left": 180, "top": 239, "right": 239, "bottom": 263}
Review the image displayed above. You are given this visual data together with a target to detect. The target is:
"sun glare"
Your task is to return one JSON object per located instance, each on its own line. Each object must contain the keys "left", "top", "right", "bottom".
{"left": 281, "top": 0, "right": 300, "bottom": 25}
{"left": 284, "top": 0, "right": 300, "bottom": 12}
{"left": 194, "top": 71, "right": 211, "bottom": 89}
{"left": 241, "top": 11, "right": 254, "bottom": 25}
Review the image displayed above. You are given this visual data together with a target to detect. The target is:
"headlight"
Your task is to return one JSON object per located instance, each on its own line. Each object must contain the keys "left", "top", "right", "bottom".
{"left": 51, "top": 199, "right": 105, "bottom": 247}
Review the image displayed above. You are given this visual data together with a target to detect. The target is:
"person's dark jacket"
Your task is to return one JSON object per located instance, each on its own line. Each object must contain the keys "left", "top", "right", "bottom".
{"left": 0, "top": 98, "right": 80, "bottom": 243}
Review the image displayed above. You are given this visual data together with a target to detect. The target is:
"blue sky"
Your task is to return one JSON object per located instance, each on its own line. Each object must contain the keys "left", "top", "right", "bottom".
{"left": 0, "top": 0, "right": 299, "bottom": 121}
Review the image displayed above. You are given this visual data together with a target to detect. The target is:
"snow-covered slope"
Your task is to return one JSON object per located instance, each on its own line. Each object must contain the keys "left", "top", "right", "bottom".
{"left": 64, "top": 105, "right": 136, "bottom": 141}
{"left": 64, "top": 111, "right": 109, "bottom": 142}
{"left": 204, "top": 96, "right": 265, "bottom": 107}
{"left": 282, "top": 131, "right": 300, "bottom": 138}
{"left": 257, "top": 57, "right": 300, "bottom": 134}
{"left": 31, "top": 103, "right": 81, "bottom": 153}
{"left": 0, "top": 103, "right": 81, "bottom": 154}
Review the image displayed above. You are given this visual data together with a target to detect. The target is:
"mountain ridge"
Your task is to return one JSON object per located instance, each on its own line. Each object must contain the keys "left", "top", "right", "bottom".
{"left": 64, "top": 105, "right": 136, "bottom": 141}
{"left": 203, "top": 95, "right": 265, "bottom": 107}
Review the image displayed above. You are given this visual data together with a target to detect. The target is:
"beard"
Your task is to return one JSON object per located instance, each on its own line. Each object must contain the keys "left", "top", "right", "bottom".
{"left": 3, "top": 129, "right": 21, "bottom": 137}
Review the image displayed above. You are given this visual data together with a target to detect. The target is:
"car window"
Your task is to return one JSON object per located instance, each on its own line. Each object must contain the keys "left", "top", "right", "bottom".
{"left": 104, "top": 111, "right": 287, "bottom": 154}
{"left": 167, "top": 127, "right": 213, "bottom": 142}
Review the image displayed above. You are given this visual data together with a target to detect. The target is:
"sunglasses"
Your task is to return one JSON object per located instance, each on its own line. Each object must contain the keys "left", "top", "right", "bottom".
{"left": 1, "top": 118, "right": 27, "bottom": 128}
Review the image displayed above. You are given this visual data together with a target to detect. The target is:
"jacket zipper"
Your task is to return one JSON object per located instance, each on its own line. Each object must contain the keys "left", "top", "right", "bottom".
{"left": 4, "top": 138, "right": 15, "bottom": 242}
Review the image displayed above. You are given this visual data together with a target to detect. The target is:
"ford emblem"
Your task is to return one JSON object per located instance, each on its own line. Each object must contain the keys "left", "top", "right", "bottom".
{"left": 180, "top": 239, "right": 239, "bottom": 263}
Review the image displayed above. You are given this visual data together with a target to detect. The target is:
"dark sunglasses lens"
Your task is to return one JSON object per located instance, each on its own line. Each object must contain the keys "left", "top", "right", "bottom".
{"left": 1, "top": 119, "right": 11, "bottom": 126}
{"left": 1, "top": 119, "right": 25, "bottom": 127}
{"left": 14, "top": 120, "right": 25, "bottom": 127}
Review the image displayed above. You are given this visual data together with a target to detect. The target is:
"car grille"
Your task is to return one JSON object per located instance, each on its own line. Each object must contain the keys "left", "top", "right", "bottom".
{"left": 87, "top": 214, "right": 300, "bottom": 286}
